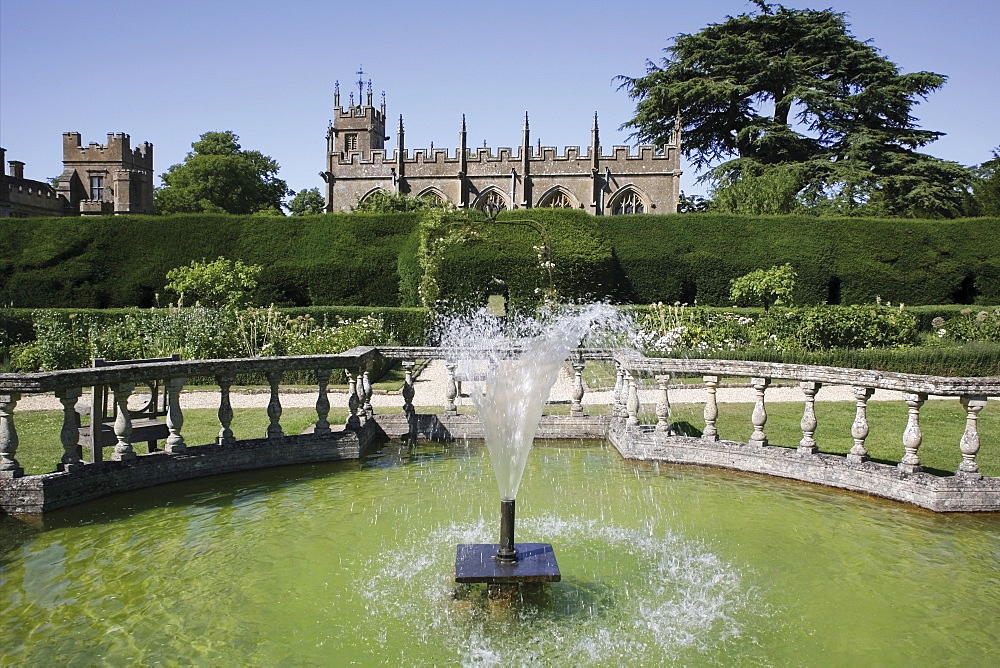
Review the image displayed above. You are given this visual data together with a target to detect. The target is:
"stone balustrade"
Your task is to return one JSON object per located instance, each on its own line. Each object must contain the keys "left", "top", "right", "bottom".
{"left": 0, "top": 346, "right": 997, "bottom": 514}
{"left": 609, "top": 351, "right": 999, "bottom": 512}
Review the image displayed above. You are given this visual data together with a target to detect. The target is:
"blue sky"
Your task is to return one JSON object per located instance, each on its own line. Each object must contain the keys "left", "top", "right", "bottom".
{"left": 2, "top": 0, "right": 998, "bottom": 199}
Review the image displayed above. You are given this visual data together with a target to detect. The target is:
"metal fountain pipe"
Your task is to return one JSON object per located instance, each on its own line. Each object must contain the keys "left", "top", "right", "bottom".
{"left": 496, "top": 498, "right": 518, "bottom": 562}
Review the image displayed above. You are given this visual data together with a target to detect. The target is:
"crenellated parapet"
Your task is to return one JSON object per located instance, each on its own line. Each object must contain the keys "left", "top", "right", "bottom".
{"left": 63, "top": 132, "right": 153, "bottom": 170}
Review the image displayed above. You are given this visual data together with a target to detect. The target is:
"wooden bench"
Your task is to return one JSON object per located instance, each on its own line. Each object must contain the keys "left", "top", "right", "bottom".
{"left": 78, "top": 354, "right": 180, "bottom": 463}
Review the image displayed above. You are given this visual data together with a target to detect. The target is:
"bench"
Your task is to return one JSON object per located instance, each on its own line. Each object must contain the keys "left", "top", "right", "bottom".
{"left": 78, "top": 354, "right": 180, "bottom": 463}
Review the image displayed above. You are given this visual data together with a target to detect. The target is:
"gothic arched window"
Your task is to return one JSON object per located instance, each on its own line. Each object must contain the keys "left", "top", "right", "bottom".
{"left": 476, "top": 189, "right": 509, "bottom": 213}
{"left": 610, "top": 188, "right": 645, "bottom": 215}
{"left": 541, "top": 191, "right": 574, "bottom": 208}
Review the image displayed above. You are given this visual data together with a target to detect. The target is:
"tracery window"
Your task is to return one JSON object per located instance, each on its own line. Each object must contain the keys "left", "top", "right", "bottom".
{"left": 611, "top": 190, "right": 644, "bottom": 215}
{"left": 478, "top": 190, "right": 508, "bottom": 212}
{"left": 542, "top": 191, "right": 573, "bottom": 208}
{"left": 345, "top": 133, "right": 358, "bottom": 151}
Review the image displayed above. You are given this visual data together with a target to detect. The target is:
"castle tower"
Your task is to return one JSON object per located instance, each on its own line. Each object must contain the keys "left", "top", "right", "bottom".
{"left": 57, "top": 132, "right": 154, "bottom": 215}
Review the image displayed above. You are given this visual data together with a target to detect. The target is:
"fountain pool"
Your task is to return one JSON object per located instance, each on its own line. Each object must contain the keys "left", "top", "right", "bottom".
{"left": 2, "top": 440, "right": 997, "bottom": 665}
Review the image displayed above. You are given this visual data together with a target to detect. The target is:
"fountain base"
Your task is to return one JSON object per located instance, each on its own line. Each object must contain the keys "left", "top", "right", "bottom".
{"left": 455, "top": 543, "right": 561, "bottom": 587}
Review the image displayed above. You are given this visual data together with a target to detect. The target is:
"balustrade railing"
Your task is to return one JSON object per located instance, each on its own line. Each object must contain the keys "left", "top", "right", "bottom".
{"left": 612, "top": 352, "right": 999, "bottom": 480}
{"left": 1, "top": 347, "right": 997, "bottom": 513}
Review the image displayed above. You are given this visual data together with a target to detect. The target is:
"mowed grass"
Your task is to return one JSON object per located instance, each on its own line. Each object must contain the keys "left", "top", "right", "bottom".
{"left": 9, "top": 400, "right": 997, "bottom": 478}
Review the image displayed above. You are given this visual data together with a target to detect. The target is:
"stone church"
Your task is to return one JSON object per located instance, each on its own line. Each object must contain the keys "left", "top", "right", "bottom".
{"left": 321, "top": 80, "right": 681, "bottom": 214}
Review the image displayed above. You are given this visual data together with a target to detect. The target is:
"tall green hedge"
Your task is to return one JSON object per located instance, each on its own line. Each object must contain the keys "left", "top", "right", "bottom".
{"left": 435, "top": 209, "right": 618, "bottom": 306}
{"left": 3, "top": 211, "right": 998, "bottom": 310}
{"left": 0, "top": 212, "right": 419, "bottom": 308}
{"left": 597, "top": 214, "right": 1000, "bottom": 306}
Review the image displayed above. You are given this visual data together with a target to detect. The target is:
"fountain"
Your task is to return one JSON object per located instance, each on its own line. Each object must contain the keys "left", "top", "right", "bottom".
{"left": 1, "top": 305, "right": 999, "bottom": 663}
{"left": 442, "top": 305, "right": 618, "bottom": 597}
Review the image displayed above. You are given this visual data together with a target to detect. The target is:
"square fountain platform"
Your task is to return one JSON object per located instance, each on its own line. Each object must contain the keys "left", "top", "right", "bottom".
{"left": 455, "top": 543, "right": 561, "bottom": 583}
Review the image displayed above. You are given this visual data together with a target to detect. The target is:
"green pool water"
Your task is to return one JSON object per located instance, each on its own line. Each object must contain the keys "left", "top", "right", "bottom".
{"left": 1, "top": 441, "right": 998, "bottom": 665}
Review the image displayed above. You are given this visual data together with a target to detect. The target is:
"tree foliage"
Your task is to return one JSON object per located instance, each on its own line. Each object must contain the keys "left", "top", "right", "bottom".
{"left": 155, "top": 131, "right": 291, "bottom": 215}
{"left": 730, "top": 264, "right": 797, "bottom": 311}
{"left": 620, "top": 3, "right": 973, "bottom": 217}
{"left": 288, "top": 187, "right": 326, "bottom": 215}
{"left": 165, "top": 257, "right": 262, "bottom": 307}
{"left": 972, "top": 148, "right": 1000, "bottom": 216}
{"left": 353, "top": 191, "right": 450, "bottom": 213}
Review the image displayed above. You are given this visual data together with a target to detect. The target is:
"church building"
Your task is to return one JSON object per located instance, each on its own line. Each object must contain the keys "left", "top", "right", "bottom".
{"left": 321, "top": 79, "right": 681, "bottom": 214}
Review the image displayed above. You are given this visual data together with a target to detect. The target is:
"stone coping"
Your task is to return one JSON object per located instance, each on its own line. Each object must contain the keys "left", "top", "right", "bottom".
{"left": 613, "top": 351, "right": 1000, "bottom": 397}
{"left": 607, "top": 422, "right": 1000, "bottom": 513}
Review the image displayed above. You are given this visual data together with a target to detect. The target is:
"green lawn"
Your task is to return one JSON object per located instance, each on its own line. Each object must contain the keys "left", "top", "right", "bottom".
{"left": 9, "top": 399, "right": 996, "bottom": 478}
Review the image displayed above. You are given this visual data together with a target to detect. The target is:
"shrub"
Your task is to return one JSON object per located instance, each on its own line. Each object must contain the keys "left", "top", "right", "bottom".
{"left": 729, "top": 264, "right": 797, "bottom": 310}
{"left": 8, "top": 306, "right": 398, "bottom": 372}
{"left": 165, "top": 257, "right": 262, "bottom": 307}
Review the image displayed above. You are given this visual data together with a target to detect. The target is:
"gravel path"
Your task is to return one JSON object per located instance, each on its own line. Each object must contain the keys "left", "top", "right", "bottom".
{"left": 13, "top": 359, "right": 957, "bottom": 412}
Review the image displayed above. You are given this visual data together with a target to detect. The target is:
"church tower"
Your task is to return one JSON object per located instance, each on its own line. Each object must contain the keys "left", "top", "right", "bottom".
{"left": 326, "top": 70, "right": 387, "bottom": 157}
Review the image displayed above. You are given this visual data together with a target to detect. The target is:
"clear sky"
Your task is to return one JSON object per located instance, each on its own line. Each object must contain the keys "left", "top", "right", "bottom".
{"left": 2, "top": 0, "right": 998, "bottom": 199}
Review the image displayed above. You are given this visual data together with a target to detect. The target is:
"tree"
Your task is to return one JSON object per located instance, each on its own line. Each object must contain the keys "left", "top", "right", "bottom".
{"left": 730, "top": 264, "right": 796, "bottom": 311}
{"left": 353, "top": 191, "right": 450, "bottom": 213}
{"left": 165, "top": 257, "right": 262, "bottom": 307}
{"left": 155, "top": 131, "right": 291, "bottom": 214}
{"left": 288, "top": 187, "right": 326, "bottom": 215}
{"left": 972, "top": 148, "right": 1000, "bottom": 216}
{"left": 619, "top": 2, "right": 972, "bottom": 218}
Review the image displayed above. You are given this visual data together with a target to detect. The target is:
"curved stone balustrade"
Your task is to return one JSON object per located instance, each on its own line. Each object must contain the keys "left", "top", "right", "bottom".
{"left": 0, "top": 347, "right": 997, "bottom": 514}
{"left": 610, "top": 351, "right": 999, "bottom": 512}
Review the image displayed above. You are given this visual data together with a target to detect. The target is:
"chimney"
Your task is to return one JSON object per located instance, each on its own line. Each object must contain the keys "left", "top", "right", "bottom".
{"left": 8, "top": 160, "right": 24, "bottom": 179}
{"left": 0, "top": 148, "right": 5, "bottom": 176}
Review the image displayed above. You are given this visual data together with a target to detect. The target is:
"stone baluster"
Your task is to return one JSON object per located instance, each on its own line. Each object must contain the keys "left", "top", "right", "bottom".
{"left": 55, "top": 387, "right": 83, "bottom": 472}
{"left": 655, "top": 374, "right": 671, "bottom": 433}
{"left": 702, "top": 375, "right": 720, "bottom": 441}
{"left": 0, "top": 393, "right": 24, "bottom": 478}
{"left": 216, "top": 374, "right": 236, "bottom": 445}
{"left": 571, "top": 358, "right": 586, "bottom": 417}
{"left": 401, "top": 361, "right": 416, "bottom": 415}
{"left": 612, "top": 364, "right": 625, "bottom": 418}
{"left": 362, "top": 368, "right": 374, "bottom": 418}
{"left": 164, "top": 377, "right": 186, "bottom": 454}
{"left": 265, "top": 371, "right": 284, "bottom": 438}
{"left": 847, "top": 386, "right": 874, "bottom": 463}
{"left": 898, "top": 392, "right": 927, "bottom": 474}
{"left": 444, "top": 362, "right": 458, "bottom": 416}
{"left": 626, "top": 371, "right": 640, "bottom": 427}
{"left": 798, "top": 381, "right": 821, "bottom": 454}
{"left": 112, "top": 382, "right": 137, "bottom": 461}
{"left": 749, "top": 377, "right": 770, "bottom": 446}
{"left": 346, "top": 369, "right": 361, "bottom": 429}
{"left": 957, "top": 395, "right": 988, "bottom": 479}
{"left": 314, "top": 369, "right": 331, "bottom": 435}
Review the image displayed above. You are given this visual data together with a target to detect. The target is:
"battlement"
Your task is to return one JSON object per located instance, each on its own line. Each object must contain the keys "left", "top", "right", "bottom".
{"left": 334, "top": 105, "right": 386, "bottom": 124}
{"left": 333, "top": 143, "right": 678, "bottom": 167}
{"left": 62, "top": 132, "right": 153, "bottom": 169}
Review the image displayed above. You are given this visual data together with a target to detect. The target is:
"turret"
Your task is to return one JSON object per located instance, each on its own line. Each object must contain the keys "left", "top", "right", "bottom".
{"left": 396, "top": 115, "right": 405, "bottom": 192}
{"left": 521, "top": 112, "right": 531, "bottom": 207}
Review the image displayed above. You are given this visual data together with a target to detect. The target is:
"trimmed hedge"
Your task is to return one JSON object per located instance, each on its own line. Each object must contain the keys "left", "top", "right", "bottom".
{"left": 0, "top": 212, "right": 419, "bottom": 308}
{"left": 435, "top": 209, "right": 618, "bottom": 306}
{"left": 3, "top": 211, "right": 999, "bottom": 310}
{"left": 0, "top": 306, "right": 431, "bottom": 351}
{"left": 666, "top": 343, "right": 1000, "bottom": 378}
{"left": 597, "top": 214, "right": 1000, "bottom": 306}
